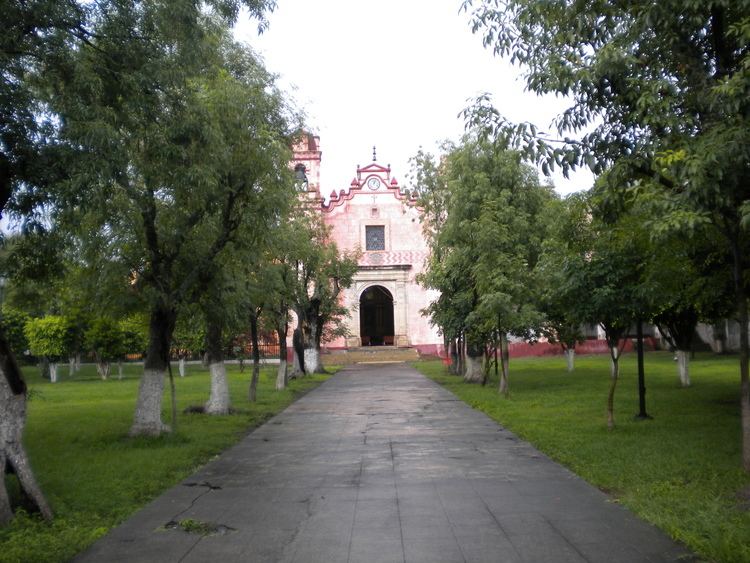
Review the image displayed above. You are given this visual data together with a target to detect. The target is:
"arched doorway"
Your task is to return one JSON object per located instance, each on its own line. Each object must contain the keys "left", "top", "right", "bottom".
{"left": 359, "top": 286, "right": 395, "bottom": 346}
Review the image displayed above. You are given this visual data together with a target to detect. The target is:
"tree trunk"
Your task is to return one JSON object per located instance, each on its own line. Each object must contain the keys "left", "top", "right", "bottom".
{"left": 75, "top": 353, "right": 81, "bottom": 372}
{"left": 291, "top": 349, "right": 302, "bottom": 379}
{"left": 49, "top": 363, "right": 58, "bottom": 383}
{"left": 463, "top": 339, "right": 484, "bottom": 383}
{"left": 676, "top": 349, "right": 690, "bottom": 387}
{"left": 249, "top": 311, "right": 260, "bottom": 402}
{"left": 731, "top": 235, "right": 750, "bottom": 471}
{"left": 205, "top": 362, "right": 230, "bottom": 415}
{"left": 178, "top": 357, "right": 186, "bottom": 378}
{"left": 481, "top": 346, "right": 491, "bottom": 386}
{"left": 130, "top": 304, "right": 176, "bottom": 437}
{"left": 301, "top": 319, "right": 322, "bottom": 375}
{"left": 607, "top": 345, "right": 620, "bottom": 430}
{"left": 39, "top": 357, "right": 49, "bottom": 380}
{"left": 0, "top": 331, "right": 52, "bottom": 525}
{"left": 68, "top": 356, "right": 75, "bottom": 376}
{"left": 564, "top": 348, "right": 575, "bottom": 372}
{"left": 276, "top": 323, "right": 288, "bottom": 391}
{"left": 118, "top": 360, "right": 123, "bottom": 380}
{"left": 204, "top": 317, "right": 230, "bottom": 415}
{"left": 96, "top": 361, "right": 110, "bottom": 380}
{"left": 449, "top": 339, "right": 459, "bottom": 375}
{"left": 635, "top": 318, "right": 650, "bottom": 419}
{"left": 498, "top": 332, "right": 510, "bottom": 397}
{"left": 303, "top": 348, "right": 321, "bottom": 375}
{"left": 290, "top": 327, "right": 304, "bottom": 377}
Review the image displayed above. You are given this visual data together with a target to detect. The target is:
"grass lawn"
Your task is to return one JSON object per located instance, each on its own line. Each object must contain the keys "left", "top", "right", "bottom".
{"left": 414, "top": 351, "right": 750, "bottom": 563}
{"left": 0, "top": 361, "right": 334, "bottom": 563}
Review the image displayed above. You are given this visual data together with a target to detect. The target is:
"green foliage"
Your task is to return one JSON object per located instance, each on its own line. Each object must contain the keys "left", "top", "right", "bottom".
{"left": 416, "top": 135, "right": 555, "bottom": 349}
{"left": 0, "top": 363, "right": 335, "bottom": 562}
{"left": 416, "top": 353, "right": 750, "bottom": 563}
{"left": 462, "top": 0, "right": 750, "bottom": 190}
{"left": 118, "top": 315, "right": 148, "bottom": 357}
{"left": 546, "top": 189, "right": 643, "bottom": 344}
{"left": 172, "top": 309, "right": 206, "bottom": 359}
{"left": 0, "top": 307, "right": 30, "bottom": 357}
{"left": 291, "top": 213, "right": 360, "bottom": 350}
{"left": 461, "top": 0, "right": 750, "bottom": 363}
{"left": 24, "top": 316, "right": 71, "bottom": 361}
{"left": 84, "top": 318, "right": 125, "bottom": 362}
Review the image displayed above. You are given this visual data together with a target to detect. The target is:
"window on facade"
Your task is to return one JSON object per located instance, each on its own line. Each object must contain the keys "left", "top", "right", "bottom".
{"left": 365, "top": 225, "right": 385, "bottom": 251}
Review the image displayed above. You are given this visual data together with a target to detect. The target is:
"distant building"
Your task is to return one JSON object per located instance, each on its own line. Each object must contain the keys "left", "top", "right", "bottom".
{"left": 293, "top": 134, "right": 443, "bottom": 355}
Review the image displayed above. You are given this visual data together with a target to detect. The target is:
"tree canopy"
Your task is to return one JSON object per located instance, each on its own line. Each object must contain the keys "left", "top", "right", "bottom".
{"left": 463, "top": 0, "right": 750, "bottom": 470}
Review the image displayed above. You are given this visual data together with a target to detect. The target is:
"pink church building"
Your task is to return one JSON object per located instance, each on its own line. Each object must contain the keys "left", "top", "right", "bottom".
{"left": 293, "top": 134, "right": 443, "bottom": 356}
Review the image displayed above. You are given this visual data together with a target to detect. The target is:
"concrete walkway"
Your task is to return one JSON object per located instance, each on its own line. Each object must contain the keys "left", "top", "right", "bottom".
{"left": 75, "top": 363, "right": 694, "bottom": 563}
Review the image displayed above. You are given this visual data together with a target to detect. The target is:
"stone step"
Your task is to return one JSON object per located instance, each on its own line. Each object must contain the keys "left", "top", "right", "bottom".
{"left": 324, "top": 346, "right": 420, "bottom": 365}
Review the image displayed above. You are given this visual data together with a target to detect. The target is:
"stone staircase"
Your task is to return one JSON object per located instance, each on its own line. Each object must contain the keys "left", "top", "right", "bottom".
{"left": 324, "top": 346, "right": 420, "bottom": 365}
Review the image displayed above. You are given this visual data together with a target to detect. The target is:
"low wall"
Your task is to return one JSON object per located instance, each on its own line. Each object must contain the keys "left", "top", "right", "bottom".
{"left": 315, "top": 338, "right": 661, "bottom": 361}
{"left": 507, "top": 337, "right": 661, "bottom": 358}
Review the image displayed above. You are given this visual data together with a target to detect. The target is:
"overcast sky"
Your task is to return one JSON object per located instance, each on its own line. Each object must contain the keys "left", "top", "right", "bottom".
{"left": 234, "top": 0, "right": 593, "bottom": 197}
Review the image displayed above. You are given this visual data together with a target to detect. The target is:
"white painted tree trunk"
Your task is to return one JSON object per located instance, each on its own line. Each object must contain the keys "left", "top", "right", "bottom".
{"left": 276, "top": 360, "right": 288, "bottom": 391}
{"left": 96, "top": 361, "right": 110, "bottom": 380}
{"left": 118, "top": 361, "right": 123, "bottom": 380}
{"left": 204, "top": 362, "right": 230, "bottom": 415}
{"left": 0, "top": 367, "right": 53, "bottom": 524}
{"left": 178, "top": 358, "right": 186, "bottom": 378}
{"left": 130, "top": 368, "right": 169, "bottom": 436}
{"left": 565, "top": 349, "right": 575, "bottom": 373}
{"left": 49, "top": 363, "right": 58, "bottom": 383}
{"left": 676, "top": 349, "right": 691, "bottom": 387}
{"left": 498, "top": 365, "right": 510, "bottom": 395}
{"left": 68, "top": 357, "right": 76, "bottom": 376}
{"left": 303, "top": 348, "right": 320, "bottom": 375}
{"left": 463, "top": 354, "right": 484, "bottom": 383}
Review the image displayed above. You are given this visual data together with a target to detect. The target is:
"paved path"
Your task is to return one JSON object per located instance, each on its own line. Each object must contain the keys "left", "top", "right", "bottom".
{"left": 76, "top": 364, "right": 694, "bottom": 563}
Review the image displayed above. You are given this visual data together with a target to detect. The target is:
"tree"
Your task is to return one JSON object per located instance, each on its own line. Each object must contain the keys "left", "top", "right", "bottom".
{"left": 0, "top": 307, "right": 30, "bottom": 360}
{"left": 24, "top": 316, "right": 70, "bottom": 382}
{"left": 550, "top": 191, "right": 645, "bottom": 428}
{"left": 252, "top": 223, "right": 303, "bottom": 391}
{"left": 118, "top": 314, "right": 148, "bottom": 379}
{"left": 84, "top": 317, "right": 125, "bottom": 380}
{"left": 646, "top": 224, "right": 734, "bottom": 387}
{"left": 292, "top": 219, "right": 358, "bottom": 375}
{"left": 463, "top": 0, "right": 750, "bottom": 468}
{"left": 416, "top": 136, "right": 554, "bottom": 392}
{"left": 536, "top": 197, "right": 588, "bottom": 373}
{"left": 0, "top": 0, "right": 275, "bottom": 525}
{"left": 172, "top": 310, "right": 205, "bottom": 378}
{"left": 48, "top": 10, "right": 294, "bottom": 436}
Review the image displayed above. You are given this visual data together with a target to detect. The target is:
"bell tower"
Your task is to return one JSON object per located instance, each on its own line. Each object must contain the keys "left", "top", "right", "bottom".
{"left": 292, "top": 132, "right": 322, "bottom": 198}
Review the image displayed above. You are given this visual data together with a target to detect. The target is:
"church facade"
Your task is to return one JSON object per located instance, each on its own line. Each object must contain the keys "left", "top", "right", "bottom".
{"left": 293, "top": 134, "right": 443, "bottom": 355}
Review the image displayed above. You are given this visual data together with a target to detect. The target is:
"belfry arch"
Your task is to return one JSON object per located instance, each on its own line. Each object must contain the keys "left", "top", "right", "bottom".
{"left": 359, "top": 285, "right": 395, "bottom": 346}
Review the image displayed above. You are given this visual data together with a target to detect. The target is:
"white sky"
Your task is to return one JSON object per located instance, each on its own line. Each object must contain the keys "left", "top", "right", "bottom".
{"left": 234, "top": 0, "right": 593, "bottom": 197}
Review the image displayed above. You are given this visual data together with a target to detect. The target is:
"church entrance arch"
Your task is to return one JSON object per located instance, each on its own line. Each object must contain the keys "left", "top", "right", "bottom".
{"left": 359, "top": 285, "right": 395, "bottom": 346}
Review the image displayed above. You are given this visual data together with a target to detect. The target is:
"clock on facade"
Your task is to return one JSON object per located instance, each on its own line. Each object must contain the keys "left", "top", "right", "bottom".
{"left": 366, "top": 177, "right": 381, "bottom": 190}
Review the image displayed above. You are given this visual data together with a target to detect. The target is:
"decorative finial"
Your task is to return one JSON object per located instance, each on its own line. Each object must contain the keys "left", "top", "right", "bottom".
{"left": 372, "top": 146, "right": 377, "bottom": 162}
